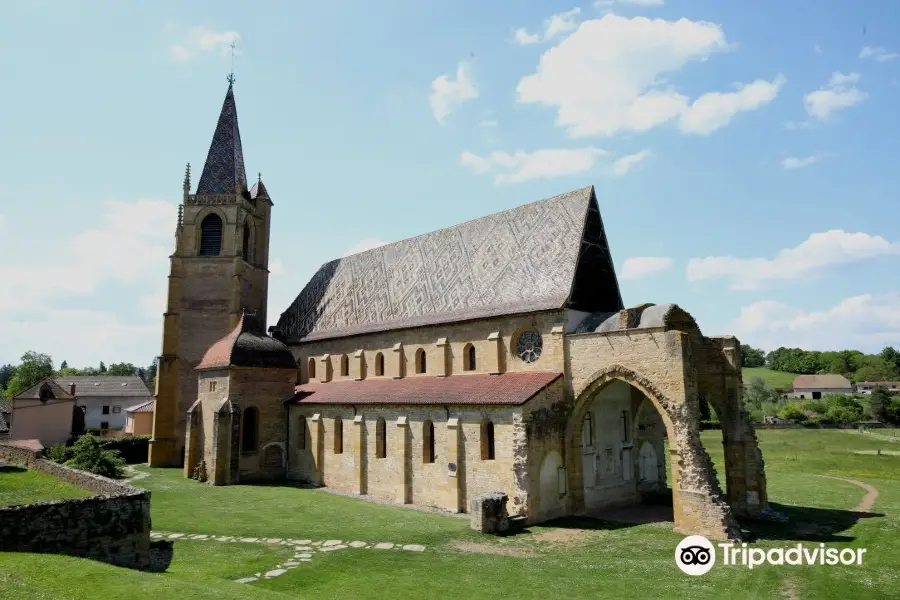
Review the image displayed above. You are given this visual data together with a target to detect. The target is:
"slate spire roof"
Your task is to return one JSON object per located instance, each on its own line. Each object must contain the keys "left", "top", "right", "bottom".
{"left": 275, "top": 186, "right": 624, "bottom": 343}
{"left": 195, "top": 81, "right": 248, "bottom": 195}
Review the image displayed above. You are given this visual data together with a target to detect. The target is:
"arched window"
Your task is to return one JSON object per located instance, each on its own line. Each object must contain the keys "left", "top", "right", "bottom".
{"left": 241, "top": 407, "right": 259, "bottom": 453}
{"left": 480, "top": 420, "right": 495, "bottom": 460}
{"left": 340, "top": 354, "right": 349, "bottom": 377}
{"left": 423, "top": 420, "right": 435, "bottom": 463}
{"left": 374, "top": 353, "right": 384, "bottom": 376}
{"left": 334, "top": 416, "right": 343, "bottom": 454}
{"left": 464, "top": 343, "right": 476, "bottom": 371}
{"left": 376, "top": 417, "right": 387, "bottom": 458}
{"left": 242, "top": 223, "right": 251, "bottom": 262}
{"left": 199, "top": 214, "right": 223, "bottom": 256}
{"left": 297, "top": 416, "right": 307, "bottom": 450}
{"left": 308, "top": 358, "right": 317, "bottom": 380}
{"left": 415, "top": 349, "right": 427, "bottom": 374}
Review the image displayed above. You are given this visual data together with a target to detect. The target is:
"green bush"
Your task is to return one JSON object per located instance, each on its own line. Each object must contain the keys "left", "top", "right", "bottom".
{"left": 64, "top": 434, "right": 126, "bottom": 479}
{"left": 97, "top": 435, "right": 150, "bottom": 464}
{"left": 45, "top": 443, "right": 75, "bottom": 463}
{"left": 779, "top": 404, "right": 807, "bottom": 422}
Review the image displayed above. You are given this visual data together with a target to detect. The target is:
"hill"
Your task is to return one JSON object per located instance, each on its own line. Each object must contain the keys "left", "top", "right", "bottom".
{"left": 742, "top": 367, "right": 798, "bottom": 391}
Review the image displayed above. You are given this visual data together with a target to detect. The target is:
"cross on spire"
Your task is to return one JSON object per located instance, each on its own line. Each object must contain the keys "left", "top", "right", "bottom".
{"left": 227, "top": 40, "right": 237, "bottom": 86}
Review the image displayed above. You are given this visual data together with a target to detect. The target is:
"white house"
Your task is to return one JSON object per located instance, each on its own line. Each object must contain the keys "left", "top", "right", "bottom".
{"left": 789, "top": 374, "right": 853, "bottom": 400}
{"left": 856, "top": 381, "right": 900, "bottom": 395}
{"left": 53, "top": 376, "right": 152, "bottom": 430}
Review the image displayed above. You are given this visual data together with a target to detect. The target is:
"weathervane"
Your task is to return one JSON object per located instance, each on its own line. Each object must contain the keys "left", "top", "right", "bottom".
{"left": 227, "top": 40, "right": 237, "bottom": 85}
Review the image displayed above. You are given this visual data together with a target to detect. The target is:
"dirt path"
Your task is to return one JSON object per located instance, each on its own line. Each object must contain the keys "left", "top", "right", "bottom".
{"left": 812, "top": 475, "right": 879, "bottom": 512}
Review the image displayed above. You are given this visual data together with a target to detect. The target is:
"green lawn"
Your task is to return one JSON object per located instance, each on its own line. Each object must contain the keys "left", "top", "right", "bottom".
{"left": 742, "top": 367, "right": 799, "bottom": 391}
{"left": 1, "top": 429, "right": 898, "bottom": 599}
{"left": 0, "top": 466, "right": 92, "bottom": 507}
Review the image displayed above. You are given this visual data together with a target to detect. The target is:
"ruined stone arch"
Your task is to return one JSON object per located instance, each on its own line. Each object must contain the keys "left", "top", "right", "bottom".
{"left": 566, "top": 363, "right": 740, "bottom": 541}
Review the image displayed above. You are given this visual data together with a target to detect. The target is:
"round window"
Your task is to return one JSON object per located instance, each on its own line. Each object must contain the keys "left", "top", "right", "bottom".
{"left": 516, "top": 330, "right": 543, "bottom": 364}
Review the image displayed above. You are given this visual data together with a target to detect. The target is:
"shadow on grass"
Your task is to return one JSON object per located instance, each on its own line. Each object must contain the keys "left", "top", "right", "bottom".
{"left": 0, "top": 466, "right": 27, "bottom": 474}
{"left": 536, "top": 516, "right": 638, "bottom": 532}
{"left": 741, "top": 502, "right": 885, "bottom": 543}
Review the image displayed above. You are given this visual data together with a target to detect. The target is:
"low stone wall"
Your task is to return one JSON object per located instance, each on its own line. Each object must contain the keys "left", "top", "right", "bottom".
{"left": 0, "top": 443, "right": 159, "bottom": 571}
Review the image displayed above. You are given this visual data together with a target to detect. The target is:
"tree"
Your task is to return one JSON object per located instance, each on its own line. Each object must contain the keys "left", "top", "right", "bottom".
{"left": 59, "top": 360, "right": 68, "bottom": 370}
{"left": 142, "top": 358, "right": 158, "bottom": 390}
{"left": 868, "top": 386, "right": 891, "bottom": 422}
{"left": 743, "top": 377, "right": 780, "bottom": 409}
{"left": 879, "top": 346, "right": 900, "bottom": 373}
{"left": 107, "top": 362, "right": 137, "bottom": 376}
{"left": 740, "top": 345, "right": 766, "bottom": 368}
{"left": 4, "top": 352, "right": 54, "bottom": 398}
{"left": 64, "top": 434, "right": 125, "bottom": 479}
{"left": 0, "top": 364, "right": 16, "bottom": 395}
{"left": 853, "top": 356, "right": 900, "bottom": 383}
{"left": 98, "top": 361, "right": 107, "bottom": 373}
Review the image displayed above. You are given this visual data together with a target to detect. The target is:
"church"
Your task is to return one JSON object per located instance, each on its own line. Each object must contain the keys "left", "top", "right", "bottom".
{"left": 149, "top": 81, "right": 773, "bottom": 542}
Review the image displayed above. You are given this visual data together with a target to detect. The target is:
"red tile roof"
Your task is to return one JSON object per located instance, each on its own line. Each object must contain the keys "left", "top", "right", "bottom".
{"left": 288, "top": 372, "right": 562, "bottom": 406}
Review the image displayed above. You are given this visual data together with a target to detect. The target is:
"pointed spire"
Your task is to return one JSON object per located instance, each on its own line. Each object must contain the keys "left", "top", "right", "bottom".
{"left": 195, "top": 81, "right": 248, "bottom": 195}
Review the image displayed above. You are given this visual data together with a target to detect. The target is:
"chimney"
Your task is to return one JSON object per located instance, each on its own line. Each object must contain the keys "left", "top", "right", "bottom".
{"left": 70, "top": 383, "right": 76, "bottom": 396}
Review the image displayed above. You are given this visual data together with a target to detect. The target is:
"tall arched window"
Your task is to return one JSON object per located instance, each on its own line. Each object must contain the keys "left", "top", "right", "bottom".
{"left": 308, "top": 358, "right": 317, "bottom": 380}
{"left": 241, "top": 407, "right": 259, "bottom": 453}
{"left": 334, "top": 416, "right": 343, "bottom": 454}
{"left": 582, "top": 413, "right": 593, "bottom": 447}
{"left": 423, "top": 420, "right": 435, "bottom": 463}
{"left": 199, "top": 214, "right": 223, "bottom": 256}
{"left": 340, "top": 354, "right": 349, "bottom": 377}
{"left": 376, "top": 417, "right": 387, "bottom": 458}
{"left": 415, "top": 349, "right": 427, "bottom": 374}
{"left": 242, "top": 223, "right": 251, "bottom": 262}
{"left": 464, "top": 343, "right": 476, "bottom": 371}
{"left": 481, "top": 420, "right": 495, "bottom": 460}
{"left": 374, "top": 353, "right": 384, "bottom": 376}
{"left": 297, "top": 416, "right": 307, "bottom": 450}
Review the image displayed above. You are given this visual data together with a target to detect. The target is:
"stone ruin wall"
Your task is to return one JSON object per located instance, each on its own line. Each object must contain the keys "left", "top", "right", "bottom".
{"left": 0, "top": 443, "right": 159, "bottom": 571}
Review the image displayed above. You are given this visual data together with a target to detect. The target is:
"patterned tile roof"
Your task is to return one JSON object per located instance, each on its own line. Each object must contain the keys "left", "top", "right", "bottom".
{"left": 198, "top": 312, "right": 298, "bottom": 371}
{"left": 275, "top": 186, "right": 623, "bottom": 343}
{"left": 52, "top": 376, "right": 152, "bottom": 398}
{"left": 288, "top": 372, "right": 562, "bottom": 406}
{"left": 195, "top": 82, "right": 247, "bottom": 195}
{"left": 792, "top": 374, "right": 853, "bottom": 390}
{"left": 125, "top": 399, "right": 155, "bottom": 413}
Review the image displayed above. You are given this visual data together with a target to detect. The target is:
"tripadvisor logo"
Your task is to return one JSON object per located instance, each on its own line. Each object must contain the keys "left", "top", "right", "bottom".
{"left": 675, "top": 536, "right": 867, "bottom": 576}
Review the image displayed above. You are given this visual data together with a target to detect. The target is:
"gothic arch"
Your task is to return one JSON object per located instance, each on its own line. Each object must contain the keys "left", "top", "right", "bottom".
{"left": 566, "top": 363, "right": 740, "bottom": 541}
{"left": 193, "top": 206, "right": 229, "bottom": 256}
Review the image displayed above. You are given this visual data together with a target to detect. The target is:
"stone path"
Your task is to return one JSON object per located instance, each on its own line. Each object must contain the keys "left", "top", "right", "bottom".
{"left": 812, "top": 474, "right": 879, "bottom": 512}
{"left": 150, "top": 531, "right": 426, "bottom": 584}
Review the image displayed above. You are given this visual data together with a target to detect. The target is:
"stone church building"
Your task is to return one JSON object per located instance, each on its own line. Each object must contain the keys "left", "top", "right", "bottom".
{"left": 150, "top": 81, "right": 773, "bottom": 541}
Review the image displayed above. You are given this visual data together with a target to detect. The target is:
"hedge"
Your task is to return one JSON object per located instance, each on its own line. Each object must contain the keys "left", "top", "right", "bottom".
{"left": 97, "top": 435, "right": 151, "bottom": 464}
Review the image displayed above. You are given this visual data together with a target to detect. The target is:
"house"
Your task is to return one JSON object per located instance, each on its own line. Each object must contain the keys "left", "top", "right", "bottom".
{"left": 855, "top": 381, "right": 900, "bottom": 395}
{"left": 8, "top": 379, "right": 77, "bottom": 447}
{"left": 150, "top": 80, "right": 776, "bottom": 543}
{"left": 124, "top": 400, "right": 155, "bottom": 435}
{"left": 0, "top": 398, "right": 10, "bottom": 441}
{"left": 789, "top": 374, "right": 853, "bottom": 399}
{"left": 54, "top": 376, "right": 152, "bottom": 431}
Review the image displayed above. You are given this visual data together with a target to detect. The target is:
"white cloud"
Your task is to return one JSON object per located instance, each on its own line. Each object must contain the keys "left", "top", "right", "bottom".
{"left": 460, "top": 147, "right": 606, "bottom": 184}
{"left": 595, "top": 0, "right": 664, "bottom": 6}
{"left": 610, "top": 149, "right": 650, "bottom": 176}
{"left": 732, "top": 293, "right": 900, "bottom": 353}
{"left": 804, "top": 72, "right": 867, "bottom": 120}
{"left": 342, "top": 239, "right": 389, "bottom": 257}
{"left": 0, "top": 199, "right": 177, "bottom": 366}
{"left": 169, "top": 27, "right": 240, "bottom": 61}
{"left": 430, "top": 63, "right": 479, "bottom": 124}
{"left": 678, "top": 76, "right": 785, "bottom": 135}
{"left": 781, "top": 155, "right": 818, "bottom": 170}
{"left": 859, "top": 46, "right": 899, "bottom": 62}
{"left": 516, "top": 14, "right": 775, "bottom": 138}
{"left": 814, "top": 44, "right": 823, "bottom": 54}
{"left": 621, "top": 256, "right": 673, "bottom": 279}
{"left": 514, "top": 8, "right": 581, "bottom": 45}
{"left": 687, "top": 230, "right": 900, "bottom": 291}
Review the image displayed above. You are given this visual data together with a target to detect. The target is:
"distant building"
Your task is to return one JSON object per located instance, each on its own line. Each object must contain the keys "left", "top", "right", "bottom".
{"left": 9, "top": 379, "right": 77, "bottom": 447}
{"left": 856, "top": 381, "right": 900, "bottom": 395}
{"left": 0, "top": 398, "right": 10, "bottom": 441}
{"left": 124, "top": 400, "right": 155, "bottom": 436}
{"left": 53, "top": 376, "right": 152, "bottom": 430}
{"left": 789, "top": 374, "right": 853, "bottom": 399}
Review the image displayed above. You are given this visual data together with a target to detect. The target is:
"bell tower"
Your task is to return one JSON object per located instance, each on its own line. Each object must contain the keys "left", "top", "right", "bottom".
{"left": 149, "top": 77, "right": 275, "bottom": 467}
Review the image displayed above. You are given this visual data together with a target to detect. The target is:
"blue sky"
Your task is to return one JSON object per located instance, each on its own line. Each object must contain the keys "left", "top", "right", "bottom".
{"left": 1, "top": 0, "right": 898, "bottom": 369}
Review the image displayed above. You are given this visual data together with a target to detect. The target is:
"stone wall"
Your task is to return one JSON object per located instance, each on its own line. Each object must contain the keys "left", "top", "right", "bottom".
{"left": 0, "top": 443, "right": 154, "bottom": 570}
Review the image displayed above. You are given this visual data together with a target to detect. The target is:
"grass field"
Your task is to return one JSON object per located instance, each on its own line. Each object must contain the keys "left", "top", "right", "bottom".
{"left": 743, "top": 367, "right": 799, "bottom": 391}
{"left": 0, "top": 466, "right": 92, "bottom": 507}
{"left": 1, "top": 429, "right": 898, "bottom": 599}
